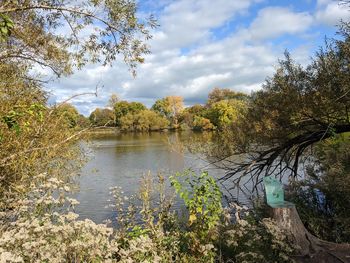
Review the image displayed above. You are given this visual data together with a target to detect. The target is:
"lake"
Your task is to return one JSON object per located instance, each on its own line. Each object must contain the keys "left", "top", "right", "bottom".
{"left": 73, "top": 131, "right": 253, "bottom": 224}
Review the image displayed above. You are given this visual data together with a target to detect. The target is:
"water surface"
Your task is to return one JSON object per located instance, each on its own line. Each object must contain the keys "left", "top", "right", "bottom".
{"left": 73, "top": 131, "right": 249, "bottom": 223}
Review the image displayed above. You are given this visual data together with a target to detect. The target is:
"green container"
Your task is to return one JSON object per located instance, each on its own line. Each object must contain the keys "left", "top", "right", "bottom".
{"left": 263, "top": 176, "right": 284, "bottom": 205}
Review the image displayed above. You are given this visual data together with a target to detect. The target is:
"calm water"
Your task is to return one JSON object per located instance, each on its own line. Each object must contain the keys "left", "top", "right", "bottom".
{"left": 73, "top": 131, "right": 251, "bottom": 224}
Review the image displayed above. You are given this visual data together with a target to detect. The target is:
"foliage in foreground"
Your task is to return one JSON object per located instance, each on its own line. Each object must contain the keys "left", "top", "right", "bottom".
{"left": 289, "top": 135, "right": 350, "bottom": 243}
{"left": 0, "top": 64, "right": 84, "bottom": 209}
{"left": 0, "top": 172, "right": 294, "bottom": 263}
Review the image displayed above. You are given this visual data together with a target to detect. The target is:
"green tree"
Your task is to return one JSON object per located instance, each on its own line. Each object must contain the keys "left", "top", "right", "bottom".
{"left": 55, "top": 103, "right": 80, "bottom": 128}
{"left": 119, "top": 109, "right": 169, "bottom": 131}
{"left": 151, "top": 98, "right": 171, "bottom": 118}
{"left": 89, "top": 108, "right": 115, "bottom": 127}
{"left": 207, "top": 99, "right": 247, "bottom": 129}
{"left": 114, "top": 101, "right": 146, "bottom": 126}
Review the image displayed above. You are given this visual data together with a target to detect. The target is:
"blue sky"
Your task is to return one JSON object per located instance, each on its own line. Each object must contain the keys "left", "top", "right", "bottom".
{"left": 46, "top": 0, "right": 349, "bottom": 115}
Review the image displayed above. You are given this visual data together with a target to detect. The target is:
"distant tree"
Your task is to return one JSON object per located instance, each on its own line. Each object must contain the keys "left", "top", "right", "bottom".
{"left": 151, "top": 98, "right": 171, "bottom": 118}
{"left": 207, "top": 99, "right": 247, "bottom": 129}
{"left": 119, "top": 113, "right": 134, "bottom": 131}
{"left": 207, "top": 88, "right": 249, "bottom": 105}
{"left": 114, "top": 101, "right": 146, "bottom": 126}
{"left": 187, "top": 104, "right": 207, "bottom": 116}
{"left": 167, "top": 96, "right": 184, "bottom": 127}
{"left": 192, "top": 116, "right": 214, "bottom": 131}
{"left": 89, "top": 108, "right": 115, "bottom": 127}
{"left": 76, "top": 114, "right": 90, "bottom": 128}
{"left": 55, "top": 103, "right": 80, "bottom": 128}
{"left": 179, "top": 104, "right": 208, "bottom": 129}
{"left": 119, "top": 109, "right": 169, "bottom": 131}
{"left": 107, "top": 93, "right": 120, "bottom": 108}
{"left": 129, "top": 102, "right": 147, "bottom": 113}
{"left": 151, "top": 96, "right": 184, "bottom": 127}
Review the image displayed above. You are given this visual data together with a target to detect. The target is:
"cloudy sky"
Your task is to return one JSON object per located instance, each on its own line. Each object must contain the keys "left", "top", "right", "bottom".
{"left": 46, "top": 0, "right": 348, "bottom": 115}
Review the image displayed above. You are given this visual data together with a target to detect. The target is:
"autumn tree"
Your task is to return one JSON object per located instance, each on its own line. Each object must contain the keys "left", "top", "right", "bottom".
{"left": 151, "top": 96, "right": 184, "bottom": 128}
{"left": 76, "top": 114, "right": 90, "bottom": 128}
{"left": 207, "top": 99, "right": 247, "bottom": 129}
{"left": 192, "top": 116, "right": 214, "bottom": 130}
{"left": 207, "top": 88, "right": 249, "bottom": 105}
{"left": 179, "top": 104, "right": 211, "bottom": 130}
{"left": 167, "top": 96, "right": 184, "bottom": 127}
{"left": 186, "top": 104, "right": 207, "bottom": 116}
{"left": 55, "top": 103, "right": 80, "bottom": 128}
{"left": 119, "top": 109, "right": 169, "bottom": 131}
{"left": 89, "top": 108, "right": 115, "bottom": 127}
{"left": 114, "top": 101, "right": 146, "bottom": 126}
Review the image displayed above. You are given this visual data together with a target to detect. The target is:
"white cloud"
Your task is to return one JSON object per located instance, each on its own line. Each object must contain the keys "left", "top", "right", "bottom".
{"left": 315, "top": 1, "right": 349, "bottom": 26}
{"left": 44, "top": 0, "right": 345, "bottom": 116}
{"left": 247, "top": 7, "right": 313, "bottom": 41}
{"left": 150, "top": 0, "right": 256, "bottom": 51}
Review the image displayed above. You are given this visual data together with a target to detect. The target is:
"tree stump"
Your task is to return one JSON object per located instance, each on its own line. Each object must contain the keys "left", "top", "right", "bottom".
{"left": 270, "top": 203, "right": 350, "bottom": 262}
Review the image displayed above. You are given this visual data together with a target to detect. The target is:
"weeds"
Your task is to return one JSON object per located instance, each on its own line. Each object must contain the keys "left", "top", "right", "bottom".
{"left": 0, "top": 171, "right": 294, "bottom": 262}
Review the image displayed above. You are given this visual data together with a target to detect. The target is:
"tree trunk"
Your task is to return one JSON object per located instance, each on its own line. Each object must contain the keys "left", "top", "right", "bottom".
{"left": 270, "top": 204, "right": 350, "bottom": 262}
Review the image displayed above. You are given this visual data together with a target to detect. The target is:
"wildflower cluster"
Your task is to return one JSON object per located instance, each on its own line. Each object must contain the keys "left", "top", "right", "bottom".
{"left": 221, "top": 204, "right": 294, "bottom": 263}
{"left": 0, "top": 171, "right": 294, "bottom": 262}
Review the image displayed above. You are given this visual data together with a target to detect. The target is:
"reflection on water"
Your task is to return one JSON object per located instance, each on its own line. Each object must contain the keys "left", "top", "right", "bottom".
{"left": 73, "top": 131, "right": 250, "bottom": 224}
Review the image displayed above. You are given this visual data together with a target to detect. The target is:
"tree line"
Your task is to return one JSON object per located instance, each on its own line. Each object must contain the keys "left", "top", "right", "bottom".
{"left": 82, "top": 87, "right": 249, "bottom": 132}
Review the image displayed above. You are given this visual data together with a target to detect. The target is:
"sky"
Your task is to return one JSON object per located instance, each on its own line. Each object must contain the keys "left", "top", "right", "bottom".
{"left": 45, "top": 0, "right": 349, "bottom": 115}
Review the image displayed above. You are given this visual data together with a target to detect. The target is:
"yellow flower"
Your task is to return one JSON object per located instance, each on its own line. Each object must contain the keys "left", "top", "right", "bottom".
{"left": 189, "top": 213, "right": 197, "bottom": 225}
